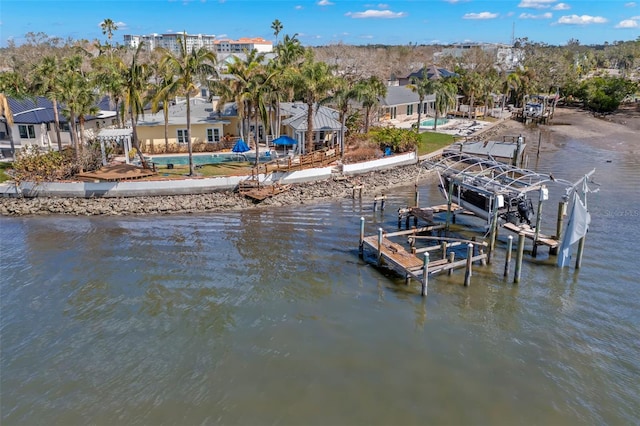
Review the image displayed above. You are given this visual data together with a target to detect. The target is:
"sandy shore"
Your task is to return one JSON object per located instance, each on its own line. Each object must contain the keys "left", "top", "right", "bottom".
{"left": 2, "top": 104, "right": 638, "bottom": 216}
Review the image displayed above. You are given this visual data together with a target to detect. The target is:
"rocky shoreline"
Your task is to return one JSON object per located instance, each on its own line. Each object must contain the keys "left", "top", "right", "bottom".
{"left": 4, "top": 104, "right": 636, "bottom": 217}
{"left": 0, "top": 164, "right": 430, "bottom": 216}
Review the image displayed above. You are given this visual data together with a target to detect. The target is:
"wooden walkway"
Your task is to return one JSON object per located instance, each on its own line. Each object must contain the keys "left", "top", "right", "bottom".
{"left": 76, "top": 164, "right": 156, "bottom": 182}
{"left": 502, "top": 222, "right": 559, "bottom": 248}
{"left": 360, "top": 226, "right": 489, "bottom": 294}
{"left": 238, "top": 181, "right": 291, "bottom": 201}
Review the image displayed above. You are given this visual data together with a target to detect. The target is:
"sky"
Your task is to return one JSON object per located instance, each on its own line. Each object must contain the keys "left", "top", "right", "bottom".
{"left": 1, "top": 0, "right": 639, "bottom": 48}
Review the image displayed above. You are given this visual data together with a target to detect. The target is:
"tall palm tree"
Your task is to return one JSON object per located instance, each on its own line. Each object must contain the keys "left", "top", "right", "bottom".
{"left": 271, "top": 19, "right": 283, "bottom": 45}
{"left": 501, "top": 71, "right": 521, "bottom": 113}
{"left": 100, "top": 18, "right": 118, "bottom": 46}
{"left": 123, "top": 43, "right": 151, "bottom": 167}
{"left": 431, "top": 80, "right": 458, "bottom": 131}
{"left": 460, "top": 71, "right": 482, "bottom": 119}
{"left": 0, "top": 71, "right": 28, "bottom": 157}
{"left": 287, "top": 51, "right": 337, "bottom": 153}
{"left": 31, "top": 55, "right": 64, "bottom": 151}
{"left": 150, "top": 59, "right": 178, "bottom": 153}
{"left": 92, "top": 52, "right": 127, "bottom": 128}
{"left": 407, "top": 67, "right": 431, "bottom": 132}
{"left": 354, "top": 76, "right": 386, "bottom": 133}
{"left": 160, "top": 34, "right": 216, "bottom": 176}
{"left": 321, "top": 78, "right": 358, "bottom": 158}
{"left": 56, "top": 55, "right": 89, "bottom": 160}
{"left": 270, "top": 34, "right": 304, "bottom": 139}
{"left": 0, "top": 93, "right": 16, "bottom": 157}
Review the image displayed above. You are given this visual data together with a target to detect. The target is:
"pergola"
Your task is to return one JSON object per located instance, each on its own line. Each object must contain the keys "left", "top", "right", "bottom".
{"left": 97, "top": 128, "right": 134, "bottom": 166}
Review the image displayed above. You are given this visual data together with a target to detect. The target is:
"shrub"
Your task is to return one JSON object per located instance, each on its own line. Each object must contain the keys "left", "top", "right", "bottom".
{"left": 11, "top": 146, "right": 76, "bottom": 183}
{"left": 368, "top": 127, "right": 419, "bottom": 153}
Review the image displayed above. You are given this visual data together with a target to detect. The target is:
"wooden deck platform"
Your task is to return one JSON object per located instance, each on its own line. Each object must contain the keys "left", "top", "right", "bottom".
{"left": 238, "top": 182, "right": 291, "bottom": 201}
{"left": 502, "top": 222, "right": 559, "bottom": 248}
{"left": 75, "top": 164, "right": 156, "bottom": 182}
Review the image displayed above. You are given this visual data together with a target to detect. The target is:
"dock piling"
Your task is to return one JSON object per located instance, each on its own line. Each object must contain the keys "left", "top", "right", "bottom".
{"left": 421, "top": 252, "right": 429, "bottom": 297}
{"left": 359, "top": 217, "right": 365, "bottom": 258}
{"left": 575, "top": 235, "right": 586, "bottom": 269}
{"left": 447, "top": 251, "right": 455, "bottom": 276}
{"left": 504, "top": 235, "right": 513, "bottom": 277}
{"left": 514, "top": 233, "right": 525, "bottom": 283}
{"left": 550, "top": 200, "right": 567, "bottom": 256}
{"left": 464, "top": 243, "right": 473, "bottom": 286}
{"left": 377, "top": 228, "right": 383, "bottom": 265}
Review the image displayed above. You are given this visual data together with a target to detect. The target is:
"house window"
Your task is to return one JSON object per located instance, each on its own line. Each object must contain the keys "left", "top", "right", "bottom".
{"left": 407, "top": 104, "right": 414, "bottom": 115}
{"left": 207, "top": 128, "right": 220, "bottom": 143}
{"left": 18, "top": 125, "right": 36, "bottom": 139}
{"left": 177, "top": 129, "right": 188, "bottom": 144}
{"left": 391, "top": 107, "right": 397, "bottom": 120}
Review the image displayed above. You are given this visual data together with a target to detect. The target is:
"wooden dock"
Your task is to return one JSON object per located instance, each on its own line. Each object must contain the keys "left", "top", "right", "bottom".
{"left": 502, "top": 222, "right": 559, "bottom": 248}
{"left": 359, "top": 222, "right": 489, "bottom": 296}
{"left": 237, "top": 181, "right": 291, "bottom": 201}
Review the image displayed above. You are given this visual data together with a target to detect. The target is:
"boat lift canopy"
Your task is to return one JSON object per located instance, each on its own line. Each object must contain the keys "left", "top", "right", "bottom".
{"left": 423, "top": 151, "right": 555, "bottom": 198}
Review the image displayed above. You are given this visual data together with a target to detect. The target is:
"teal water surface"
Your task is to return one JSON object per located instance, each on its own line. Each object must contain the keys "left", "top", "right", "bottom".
{"left": 1, "top": 135, "right": 639, "bottom": 425}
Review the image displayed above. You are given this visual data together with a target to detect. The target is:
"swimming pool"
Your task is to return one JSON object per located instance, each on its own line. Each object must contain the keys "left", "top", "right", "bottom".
{"left": 148, "top": 152, "right": 271, "bottom": 166}
{"left": 420, "top": 118, "right": 449, "bottom": 127}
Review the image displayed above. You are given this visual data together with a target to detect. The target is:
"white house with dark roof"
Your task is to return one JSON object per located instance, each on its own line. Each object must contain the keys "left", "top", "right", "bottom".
{"left": 0, "top": 96, "right": 116, "bottom": 157}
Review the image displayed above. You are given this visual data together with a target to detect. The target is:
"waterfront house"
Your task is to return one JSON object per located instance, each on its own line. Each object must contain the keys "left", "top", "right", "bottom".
{"left": 0, "top": 96, "right": 116, "bottom": 158}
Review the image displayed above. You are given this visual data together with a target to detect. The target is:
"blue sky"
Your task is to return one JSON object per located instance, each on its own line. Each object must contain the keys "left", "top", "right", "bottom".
{"left": 1, "top": 0, "right": 639, "bottom": 48}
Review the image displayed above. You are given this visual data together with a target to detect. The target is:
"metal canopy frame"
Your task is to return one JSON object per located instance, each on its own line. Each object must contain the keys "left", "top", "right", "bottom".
{"left": 423, "top": 151, "right": 554, "bottom": 197}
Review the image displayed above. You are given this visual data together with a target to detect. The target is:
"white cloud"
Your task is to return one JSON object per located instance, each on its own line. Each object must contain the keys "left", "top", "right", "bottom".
{"left": 317, "top": 0, "right": 333, "bottom": 5}
{"left": 625, "top": 2, "right": 636, "bottom": 7}
{"left": 615, "top": 19, "right": 639, "bottom": 28}
{"left": 552, "top": 3, "right": 570, "bottom": 10}
{"left": 360, "top": 35, "right": 375, "bottom": 39}
{"left": 518, "top": 0, "right": 557, "bottom": 9}
{"left": 557, "top": 14, "right": 608, "bottom": 24}
{"left": 445, "top": 0, "right": 469, "bottom": 3}
{"left": 346, "top": 9, "right": 408, "bottom": 18}
{"left": 520, "top": 12, "right": 553, "bottom": 19}
{"left": 295, "top": 5, "right": 303, "bottom": 9}
{"left": 378, "top": 3, "right": 389, "bottom": 8}
{"left": 463, "top": 12, "right": 499, "bottom": 19}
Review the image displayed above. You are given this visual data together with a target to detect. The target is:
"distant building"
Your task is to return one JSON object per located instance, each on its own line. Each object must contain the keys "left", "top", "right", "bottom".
{"left": 435, "top": 42, "right": 523, "bottom": 70}
{"left": 123, "top": 33, "right": 272, "bottom": 54}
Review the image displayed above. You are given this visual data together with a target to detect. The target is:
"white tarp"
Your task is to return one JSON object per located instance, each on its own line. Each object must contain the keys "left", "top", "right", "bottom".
{"left": 557, "top": 191, "right": 591, "bottom": 267}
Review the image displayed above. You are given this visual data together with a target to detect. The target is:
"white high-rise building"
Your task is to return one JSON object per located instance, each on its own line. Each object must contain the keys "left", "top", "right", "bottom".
{"left": 123, "top": 33, "right": 272, "bottom": 54}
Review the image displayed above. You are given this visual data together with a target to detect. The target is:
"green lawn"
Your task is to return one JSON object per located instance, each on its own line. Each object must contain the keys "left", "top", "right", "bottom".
{"left": 0, "top": 162, "right": 12, "bottom": 183}
{"left": 154, "top": 161, "right": 254, "bottom": 178}
{"left": 416, "top": 132, "right": 457, "bottom": 156}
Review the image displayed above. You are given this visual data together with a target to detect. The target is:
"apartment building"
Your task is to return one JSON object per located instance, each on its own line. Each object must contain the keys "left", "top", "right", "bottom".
{"left": 123, "top": 33, "right": 272, "bottom": 54}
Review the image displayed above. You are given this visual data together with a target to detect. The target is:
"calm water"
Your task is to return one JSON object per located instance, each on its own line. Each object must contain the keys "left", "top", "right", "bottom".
{"left": 1, "top": 134, "right": 639, "bottom": 425}
{"left": 149, "top": 152, "right": 270, "bottom": 166}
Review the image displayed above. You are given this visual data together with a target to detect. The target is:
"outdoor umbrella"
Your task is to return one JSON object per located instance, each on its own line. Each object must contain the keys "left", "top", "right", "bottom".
{"left": 272, "top": 135, "right": 298, "bottom": 146}
{"left": 232, "top": 139, "right": 250, "bottom": 160}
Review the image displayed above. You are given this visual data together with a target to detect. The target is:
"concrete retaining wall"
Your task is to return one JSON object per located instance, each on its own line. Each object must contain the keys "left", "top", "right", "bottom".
{"left": 342, "top": 151, "right": 417, "bottom": 174}
{"left": 0, "top": 152, "right": 415, "bottom": 198}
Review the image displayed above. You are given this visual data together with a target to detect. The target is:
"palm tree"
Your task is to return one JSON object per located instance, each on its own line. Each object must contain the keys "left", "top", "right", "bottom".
{"left": 271, "top": 19, "right": 283, "bottom": 45}
{"left": 431, "top": 80, "right": 458, "bottom": 131}
{"left": 100, "top": 18, "right": 118, "bottom": 46}
{"left": 0, "top": 71, "right": 28, "bottom": 157}
{"left": 0, "top": 93, "right": 16, "bottom": 157}
{"left": 270, "top": 33, "right": 304, "bottom": 139}
{"left": 56, "top": 55, "right": 88, "bottom": 160}
{"left": 287, "top": 50, "right": 337, "bottom": 154}
{"left": 407, "top": 67, "right": 431, "bottom": 132}
{"left": 123, "top": 43, "right": 151, "bottom": 167}
{"left": 149, "top": 60, "right": 178, "bottom": 153}
{"left": 460, "top": 71, "right": 482, "bottom": 119}
{"left": 31, "top": 55, "right": 64, "bottom": 151}
{"left": 160, "top": 34, "right": 216, "bottom": 176}
{"left": 354, "top": 76, "right": 387, "bottom": 133}
{"left": 322, "top": 78, "right": 358, "bottom": 158}
{"left": 92, "top": 52, "right": 127, "bottom": 128}
{"left": 501, "top": 71, "right": 521, "bottom": 113}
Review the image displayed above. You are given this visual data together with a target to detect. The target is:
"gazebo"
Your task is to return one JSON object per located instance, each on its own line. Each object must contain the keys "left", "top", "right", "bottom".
{"left": 97, "top": 128, "right": 134, "bottom": 166}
